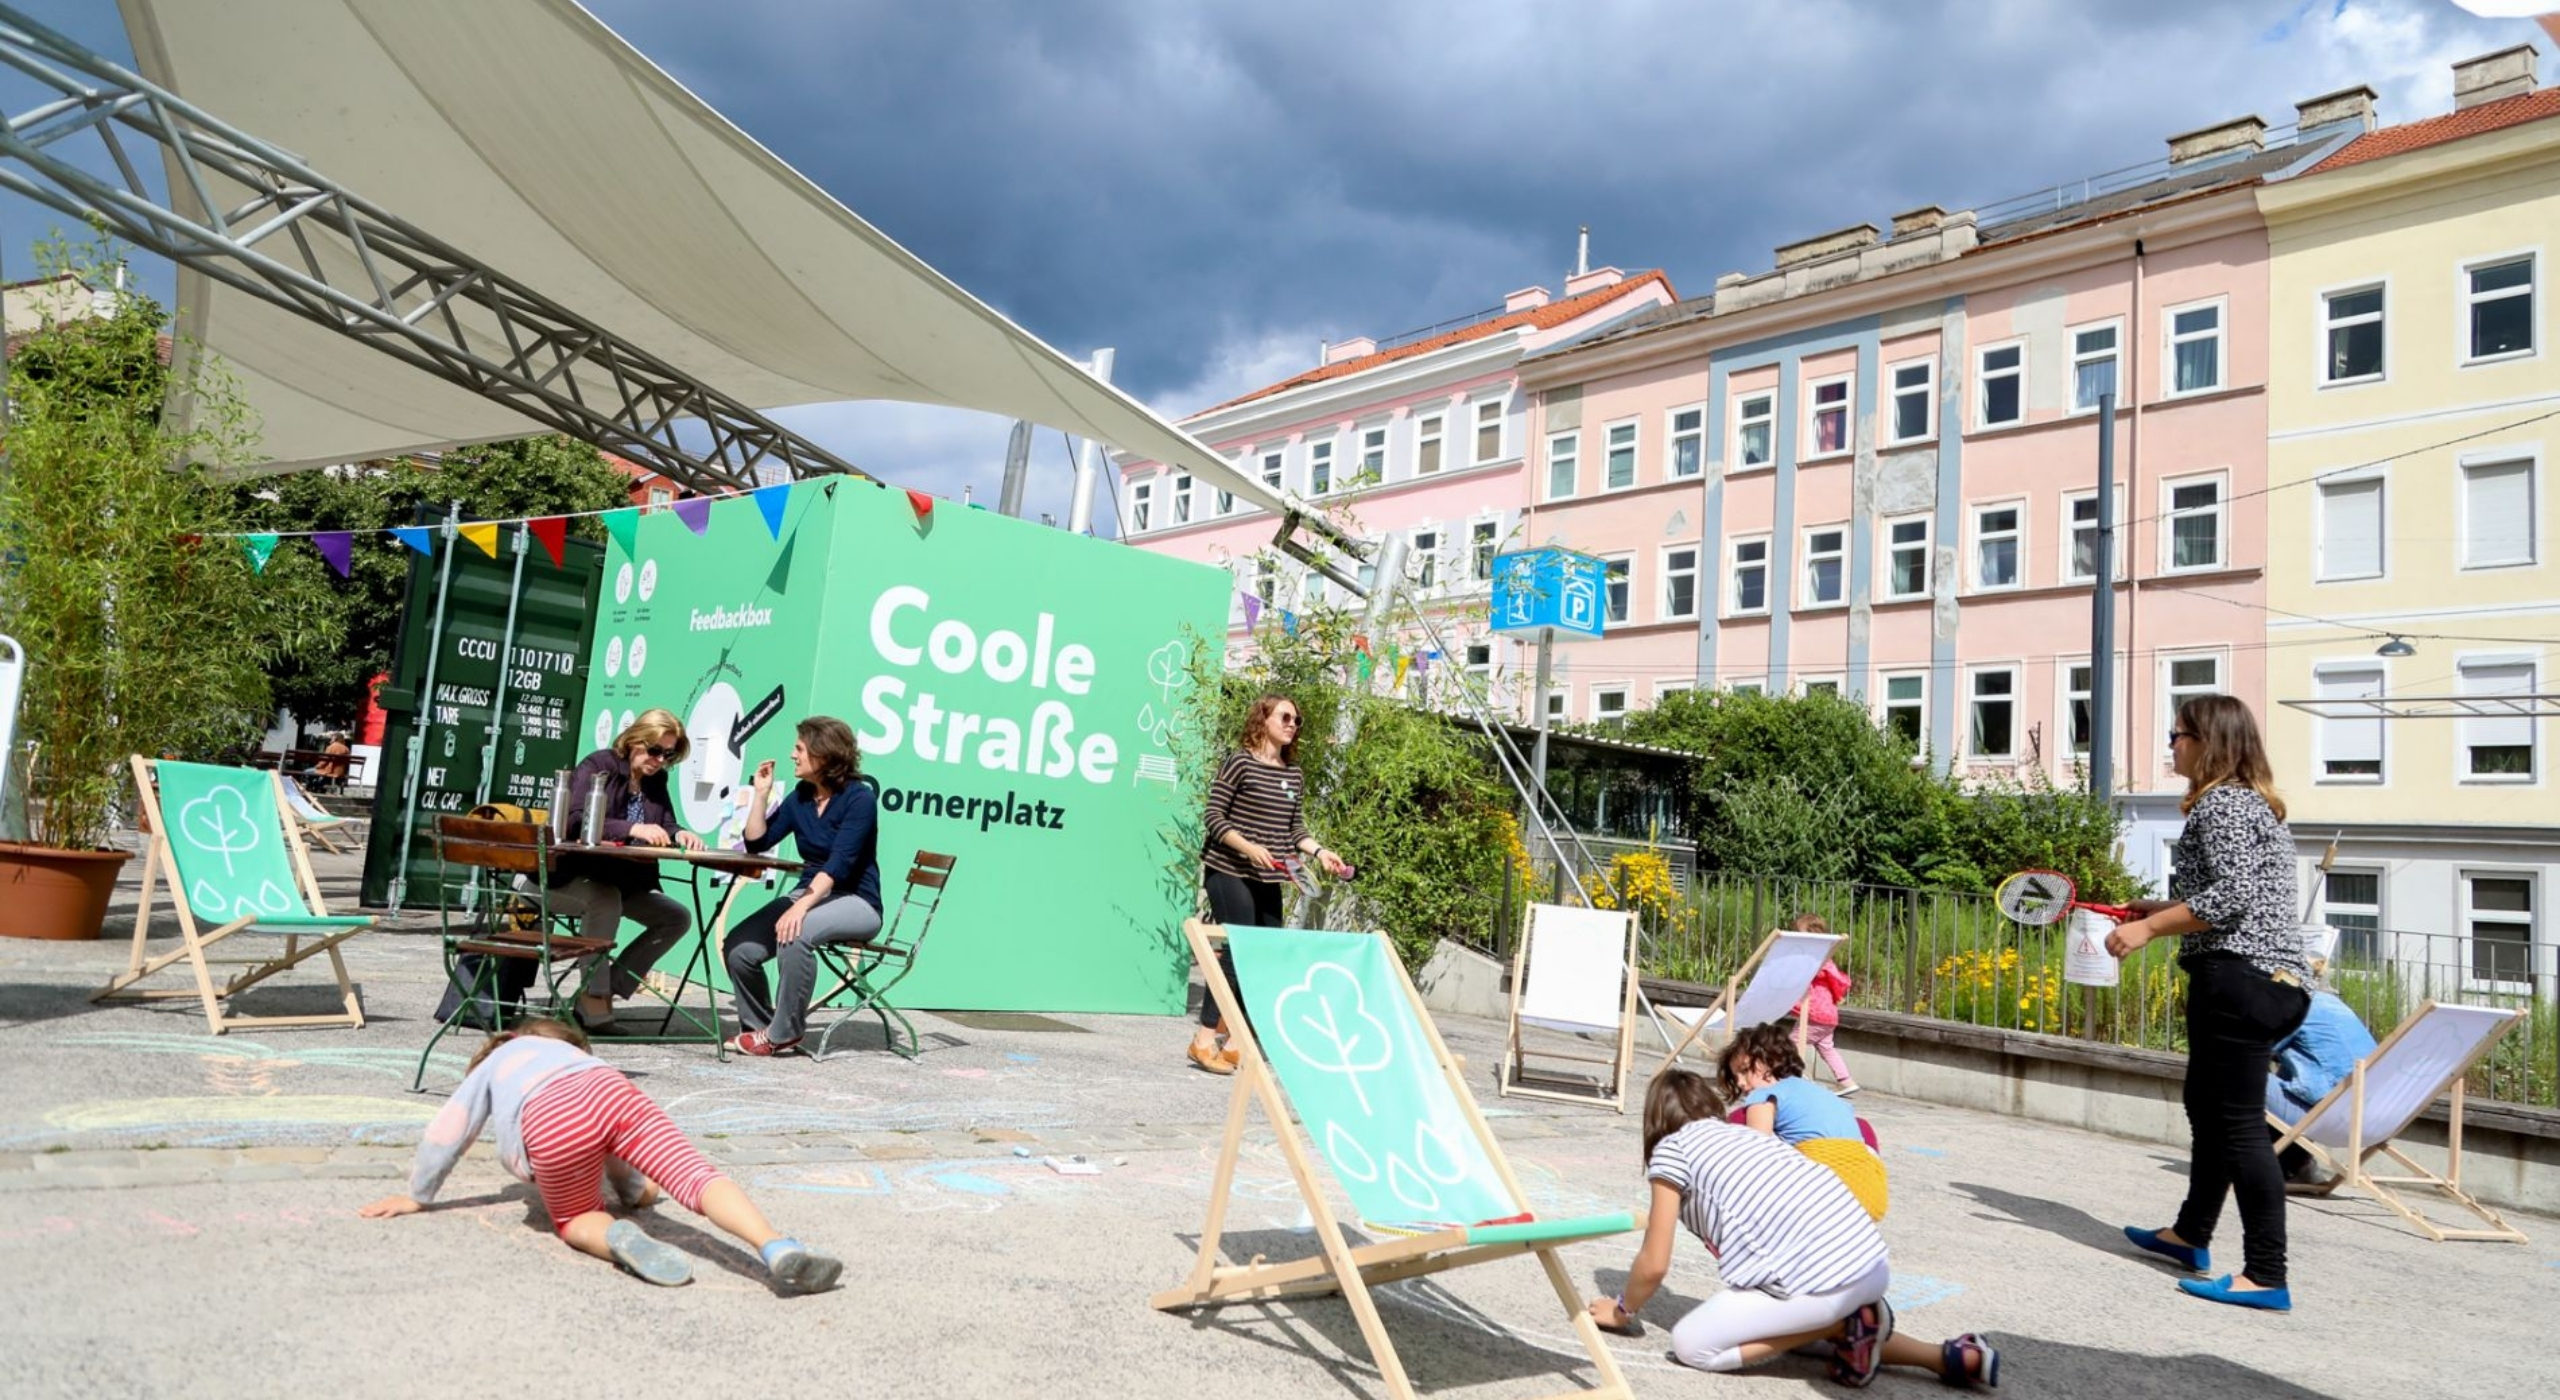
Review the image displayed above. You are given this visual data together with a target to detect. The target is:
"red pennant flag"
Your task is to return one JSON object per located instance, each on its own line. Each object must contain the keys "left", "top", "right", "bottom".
{"left": 905, "top": 488, "right": 934, "bottom": 523}
{"left": 527, "top": 516, "right": 568, "bottom": 568}
{"left": 1352, "top": 633, "right": 1371, "bottom": 655}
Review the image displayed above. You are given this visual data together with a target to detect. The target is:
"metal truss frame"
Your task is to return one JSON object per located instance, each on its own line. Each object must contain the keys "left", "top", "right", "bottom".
{"left": 2280, "top": 694, "right": 2560, "bottom": 721}
{"left": 0, "top": 4, "right": 864, "bottom": 495}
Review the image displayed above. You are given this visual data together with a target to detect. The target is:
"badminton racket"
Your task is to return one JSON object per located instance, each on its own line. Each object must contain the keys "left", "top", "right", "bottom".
{"left": 1995, "top": 868, "right": 2133, "bottom": 926}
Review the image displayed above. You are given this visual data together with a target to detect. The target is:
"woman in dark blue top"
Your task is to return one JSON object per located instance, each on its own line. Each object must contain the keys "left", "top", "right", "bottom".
{"left": 722, "top": 716, "right": 883, "bottom": 1056}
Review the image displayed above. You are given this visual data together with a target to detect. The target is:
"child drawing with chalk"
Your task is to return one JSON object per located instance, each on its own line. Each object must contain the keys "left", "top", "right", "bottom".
{"left": 361, "top": 1018, "right": 842, "bottom": 1292}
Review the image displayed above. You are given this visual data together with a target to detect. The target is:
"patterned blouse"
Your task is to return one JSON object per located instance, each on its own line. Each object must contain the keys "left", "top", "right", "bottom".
{"left": 2169, "top": 783, "right": 2307, "bottom": 979}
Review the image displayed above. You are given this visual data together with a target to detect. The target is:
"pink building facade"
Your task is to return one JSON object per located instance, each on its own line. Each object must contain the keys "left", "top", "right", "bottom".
{"left": 1114, "top": 269, "right": 1676, "bottom": 701}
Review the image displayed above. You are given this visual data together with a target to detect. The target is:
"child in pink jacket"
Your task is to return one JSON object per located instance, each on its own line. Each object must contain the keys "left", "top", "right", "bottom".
{"left": 1793, "top": 913, "right": 1860, "bottom": 1096}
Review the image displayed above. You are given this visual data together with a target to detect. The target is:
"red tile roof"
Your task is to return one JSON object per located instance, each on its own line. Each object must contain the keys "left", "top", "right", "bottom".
{"left": 1200, "top": 270, "right": 1674, "bottom": 415}
{"left": 2306, "top": 87, "right": 2560, "bottom": 174}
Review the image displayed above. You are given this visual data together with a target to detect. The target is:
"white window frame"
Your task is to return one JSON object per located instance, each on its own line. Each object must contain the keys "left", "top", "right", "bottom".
{"left": 1600, "top": 553, "right": 1633, "bottom": 626}
{"left": 1880, "top": 671, "right": 1928, "bottom": 749}
{"left": 1800, "top": 523, "right": 1847, "bottom": 609}
{"left": 1468, "top": 518, "right": 1502, "bottom": 582}
{"left": 2460, "top": 869, "right": 2537, "bottom": 993}
{"left": 2456, "top": 654, "right": 2540, "bottom": 784}
{"left": 1725, "top": 534, "right": 1771, "bottom": 618}
{"left": 2163, "top": 295, "right": 2228, "bottom": 397}
{"left": 2069, "top": 317, "right": 2123, "bottom": 414}
{"left": 1473, "top": 395, "right": 1508, "bottom": 465}
{"left": 1734, "top": 389, "right": 1776, "bottom": 471}
{"left": 1728, "top": 677, "right": 1768, "bottom": 697}
{"left": 1970, "top": 498, "right": 2025, "bottom": 593}
{"left": 1302, "top": 570, "right": 1328, "bottom": 609}
{"left": 1976, "top": 339, "right": 2025, "bottom": 429}
{"left": 1887, "top": 357, "right": 1934, "bottom": 445}
{"left": 2312, "top": 661, "right": 2388, "bottom": 785}
{"left": 1602, "top": 418, "right": 1639, "bottom": 492}
{"left": 1799, "top": 674, "right": 1844, "bottom": 698}
{"left": 2315, "top": 471, "right": 2387, "bottom": 582}
{"left": 1415, "top": 413, "right": 1445, "bottom": 476}
{"left": 2061, "top": 487, "right": 2126, "bottom": 584}
{"left": 2160, "top": 651, "right": 2225, "bottom": 757}
{"left": 1591, "top": 684, "right": 1632, "bottom": 726}
{"left": 1966, "top": 664, "right": 2022, "bottom": 761}
{"left": 2459, "top": 249, "right": 2538, "bottom": 367}
{"left": 1463, "top": 640, "right": 1494, "bottom": 687}
{"left": 2316, "top": 867, "right": 2386, "bottom": 963}
{"left": 1308, "top": 437, "right": 1336, "bottom": 496}
{"left": 1253, "top": 557, "right": 1278, "bottom": 608}
{"left": 1409, "top": 527, "right": 1441, "bottom": 592}
{"left": 1805, "top": 374, "right": 1853, "bottom": 460}
{"left": 2160, "top": 469, "right": 2230, "bottom": 574}
{"left": 1171, "top": 471, "right": 1193, "bottom": 525}
{"left": 1259, "top": 449, "right": 1285, "bottom": 495}
{"left": 1654, "top": 678, "right": 1697, "bottom": 704}
{"left": 1879, "top": 512, "right": 1932, "bottom": 601}
{"left": 2459, "top": 451, "right": 2539, "bottom": 570}
{"left": 1659, "top": 543, "right": 1701, "bottom": 621}
{"left": 1356, "top": 423, "right": 1388, "bottom": 483}
{"left": 2060, "top": 658, "right": 2095, "bottom": 759}
{"left": 1544, "top": 430, "right": 1579, "bottom": 501}
{"left": 2319, "top": 279, "right": 2388, "bottom": 387}
{"left": 1128, "top": 478, "right": 1154, "bottom": 533}
{"left": 1544, "top": 690, "right": 1569, "bottom": 724}
{"left": 1666, "top": 404, "right": 1706, "bottom": 480}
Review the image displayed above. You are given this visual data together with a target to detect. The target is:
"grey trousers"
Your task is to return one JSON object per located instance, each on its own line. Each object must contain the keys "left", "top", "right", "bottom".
{"left": 541, "top": 877, "right": 694, "bottom": 999}
{"left": 723, "top": 891, "right": 885, "bottom": 1044}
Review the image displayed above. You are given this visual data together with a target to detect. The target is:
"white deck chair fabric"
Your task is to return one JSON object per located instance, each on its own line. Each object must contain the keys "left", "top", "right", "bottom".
{"left": 2297, "top": 1002, "right": 2517, "bottom": 1152}
{"left": 1652, "top": 930, "right": 1841, "bottom": 1073}
{"left": 1515, "top": 904, "right": 1634, "bottom": 1034}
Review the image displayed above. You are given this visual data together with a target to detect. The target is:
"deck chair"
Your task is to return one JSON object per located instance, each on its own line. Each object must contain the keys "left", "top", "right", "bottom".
{"left": 1156, "top": 921, "right": 1635, "bottom": 1400}
{"left": 2269, "top": 1000, "right": 2528, "bottom": 1244}
{"left": 1500, "top": 902, "right": 1641, "bottom": 1112}
{"left": 412, "top": 816, "right": 617, "bottom": 1090}
{"left": 94, "top": 757, "right": 371, "bottom": 1034}
{"left": 281, "top": 775, "right": 362, "bottom": 855}
{"left": 1651, "top": 927, "right": 1842, "bottom": 1076}
{"left": 809, "top": 850, "right": 956, "bottom": 1061}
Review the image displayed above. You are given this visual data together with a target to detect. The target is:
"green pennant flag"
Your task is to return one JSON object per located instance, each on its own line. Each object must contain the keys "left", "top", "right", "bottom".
{"left": 1355, "top": 651, "right": 1374, "bottom": 685}
{"left": 241, "top": 533, "right": 280, "bottom": 573}
{"left": 763, "top": 528, "right": 797, "bottom": 596}
{"left": 602, "top": 507, "right": 640, "bottom": 559}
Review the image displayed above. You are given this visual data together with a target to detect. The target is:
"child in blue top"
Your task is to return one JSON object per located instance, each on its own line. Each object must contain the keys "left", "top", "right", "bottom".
{"left": 1720, "top": 1022, "right": 1863, "bottom": 1145}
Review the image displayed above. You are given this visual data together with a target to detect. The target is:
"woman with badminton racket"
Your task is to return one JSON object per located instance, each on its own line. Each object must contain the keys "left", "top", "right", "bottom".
{"left": 2104, "top": 695, "right": 2310, "bottom": 1312}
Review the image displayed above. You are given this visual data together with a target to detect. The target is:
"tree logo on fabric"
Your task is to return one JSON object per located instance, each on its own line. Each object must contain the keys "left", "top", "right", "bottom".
{"left": 1146, "top": 640, "right": 1188, "bottom": 702}
{"left": 1273, "top": 963, "right": 1393, "bottom": 1114}
{"left": 177, "top": 788, "right": 295, "bottom": 921}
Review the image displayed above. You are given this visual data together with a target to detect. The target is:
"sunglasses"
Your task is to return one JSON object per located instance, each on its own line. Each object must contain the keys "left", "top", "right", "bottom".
{"left": 640, "top": 743, "right": 680, "bottom": 759}
{"left": 2167, "top": 729, "right": 2194, "bottom": 744}
{"left": 1273, "top": 713, "right": 1301, "bottom": 726}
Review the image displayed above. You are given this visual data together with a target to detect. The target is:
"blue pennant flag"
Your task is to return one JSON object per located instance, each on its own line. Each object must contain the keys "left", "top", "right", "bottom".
{"left": 389, "top": 526, "right": 434, "bottom": 556}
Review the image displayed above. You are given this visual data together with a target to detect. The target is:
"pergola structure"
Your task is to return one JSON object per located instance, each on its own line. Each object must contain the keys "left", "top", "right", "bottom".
{"left": 2279, "top": 694, "right": 2560, "bottom": 721}
{"left": 0, "top": 0, "right": 1347, "bottom": 558}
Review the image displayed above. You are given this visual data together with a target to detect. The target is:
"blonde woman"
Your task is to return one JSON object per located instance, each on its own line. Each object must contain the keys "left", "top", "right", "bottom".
{"left": 553, "top": 709, "right": 704, "bottom": 1031}
{"left": 2107, "top": 694, "right": 2310, "bottom": 1312}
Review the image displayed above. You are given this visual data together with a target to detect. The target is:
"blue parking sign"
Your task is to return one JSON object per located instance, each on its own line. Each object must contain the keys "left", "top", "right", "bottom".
{"left": 1491, "top": 547, "right": 1606, "bottom": 637}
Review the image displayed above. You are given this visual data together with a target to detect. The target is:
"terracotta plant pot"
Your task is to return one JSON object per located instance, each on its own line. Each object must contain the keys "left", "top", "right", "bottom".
{"left": 0, "top": 842, "right": 133, "bottom": 940}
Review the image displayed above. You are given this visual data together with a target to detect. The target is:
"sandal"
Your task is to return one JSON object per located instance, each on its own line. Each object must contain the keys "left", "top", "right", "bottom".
{"left": 1829, "top": 1298, "right": 1894, "bottom": 1388}
{"left": 1940, "top": 1333, "right": 2000, "bottom": 1389}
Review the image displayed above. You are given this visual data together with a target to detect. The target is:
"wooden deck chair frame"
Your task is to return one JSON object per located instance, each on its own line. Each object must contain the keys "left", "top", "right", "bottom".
{"left": 94, "top": 756, "right": 370, "bottom": 1034}
{"left": 2269, "top": 1000, "right": 2528, "bottom": 1244}
{"left": 1154, "top": 920, "right": 1632, "bottom": 1400}
{"left": 809, "top": 849, "right": 956, "bottom": 1062}
{"left": 1649, "top": 927, "right": 1831, "bottom": 1076}
{"left": 281, "top": 775, "right": 360, "bottom": 855}
{"left": 1500, "top": 902, "right": 1640, "bottom": 1112}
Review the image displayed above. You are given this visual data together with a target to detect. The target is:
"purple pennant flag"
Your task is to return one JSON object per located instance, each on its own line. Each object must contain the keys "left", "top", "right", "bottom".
{"left": 672, "top": 496, "right": 712, "bottom": 536}
{"left": 1240, "top": 591, "right": 1262, "bottom": 628}
{"left": 313, "top": 531, "right": 354, "bottom": 578}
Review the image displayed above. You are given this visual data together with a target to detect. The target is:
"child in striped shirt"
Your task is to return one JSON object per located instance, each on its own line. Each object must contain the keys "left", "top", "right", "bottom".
{"left": 361, "top": 1019, "right": 842, "bottom": 1292}
{"left": 1587, "top": 1070, "right": 1997, "bottom": 1388}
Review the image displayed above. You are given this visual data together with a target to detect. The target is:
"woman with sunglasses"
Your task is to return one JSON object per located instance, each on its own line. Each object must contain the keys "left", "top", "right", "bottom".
{"left": 554, "top": 709, "right": 705, "bottom": 1031}
{"left": 2105, "top": 694, "right": 2311, "bottom": 1312}
{"left": 1187, "top": 694, "right": 1349, "bottom": 1074}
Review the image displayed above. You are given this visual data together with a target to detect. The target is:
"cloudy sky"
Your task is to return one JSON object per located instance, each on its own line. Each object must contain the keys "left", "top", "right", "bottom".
{"left": 3, "top": 1, "right": 2546, "bottom": 528}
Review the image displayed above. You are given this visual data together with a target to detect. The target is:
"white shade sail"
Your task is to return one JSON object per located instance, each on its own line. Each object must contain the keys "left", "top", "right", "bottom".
{"left": 112, "top": 0, "right": 1278, "bottom": 511}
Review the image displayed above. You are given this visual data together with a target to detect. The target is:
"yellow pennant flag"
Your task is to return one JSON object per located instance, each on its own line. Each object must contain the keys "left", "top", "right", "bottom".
{"left": 1394, "top": 655, "right": 1413, "bottom": 687}
{"left": 459, "top": 522, "right": 501, "bottom": 558}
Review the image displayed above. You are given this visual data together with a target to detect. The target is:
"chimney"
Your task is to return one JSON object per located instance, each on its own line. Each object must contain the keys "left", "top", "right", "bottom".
{"left": 1889, "top": 205, "right": 1947, "bottom": 239}
{"left": 1775, "top": 223, "right": 1880, "bottom": 269}
{"left": 2453, "top": 45, "right": 2538, "bottom": 111}
{"left": 1504, "top": 285, "right": 1552, "bottom": 312}
{"left": 2294, "top": 85, "right": 2379, "bottom": 135}
{"left": 1322, "top": 336, "right": 1377, "bottom": 365}
{"left": 1563, "top": 266, "right": 1625, "bottom": 297}
{"left": 1576, "top": 224, "right": 1591, "bottom": 277}
{"left": 2167, "top": 115, "right": 2266, "bottom": 164}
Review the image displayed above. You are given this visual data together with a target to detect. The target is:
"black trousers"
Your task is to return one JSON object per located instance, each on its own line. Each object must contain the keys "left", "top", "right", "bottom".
{"left": 2173, "top": 955, "right": 2311, "bottom": 1287}
{"left": 1199, "top": 871, "right": 1284, "bottom": 1029}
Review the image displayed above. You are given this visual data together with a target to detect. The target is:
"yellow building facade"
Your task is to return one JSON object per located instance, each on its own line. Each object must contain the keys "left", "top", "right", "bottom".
{"left": 2258, "top": 59, "right": 2558, "bottom": 973}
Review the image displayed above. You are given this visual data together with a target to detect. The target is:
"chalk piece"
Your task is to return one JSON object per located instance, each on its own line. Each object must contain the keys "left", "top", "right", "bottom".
{"left": 1011, "top": 1146, "right": 1032, "bottom": 1158}
{"left": 1112, "top": 1157, "right": 1127, "bottom": 1167}
{"left": 1045, "top": 1155, "right": 1100, "bottom": 1176}
{"left": 1006, "top": 1053, "right": 1038, "bottom": 1064}
{"left": 1905, "top": 1146, "right": 1947, "bottom": 1158}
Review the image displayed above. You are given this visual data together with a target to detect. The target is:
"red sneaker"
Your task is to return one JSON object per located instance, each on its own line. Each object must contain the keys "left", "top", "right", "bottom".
{"left": 729, "top": 1030, "right": 802, "bottom": 1057}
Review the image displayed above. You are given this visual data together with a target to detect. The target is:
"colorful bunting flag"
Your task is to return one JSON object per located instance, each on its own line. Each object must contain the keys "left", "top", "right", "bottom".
{"left": 905, "top": 488, "right": 935, "bottom": 524}
{"left": 1240, "top": 592, "right": 1262, "bottom": 628}
{"left": 1280, "top": 610, "right": 1298, "bottom": 638}
{"left": 672, "top": 497, "right": 712, "bottom": 536}
{"left": 525, "top": 517, "right": 568, "bottom": 569}
{"left": 241, "top": 533, "right": 280, "bottom": 573}
{"left": 390, "top": 525, "right": 433, "bottom": 556}
{"left": 313, "top": 531, "right": 353, "bottom": 578}
{"left": 1394, "top": 655, "right": 1413, "bottom": 687}
{"left": 1355, "top": 651, "right": 1374, "bottom": 685}
{"left": 753, "top": 482, "right": 791, "bottom": 540}
{"left": 764, "top": 529, "right": 797, "bottom": 596}
{"left": 601, "top": 508, "right": 639, "bottom": 559}
{"left": 1352, "top": 633, "right": 1370, "bottom": 655}
{"left": 459, "top": 522, "right": 501, "bottom": 558}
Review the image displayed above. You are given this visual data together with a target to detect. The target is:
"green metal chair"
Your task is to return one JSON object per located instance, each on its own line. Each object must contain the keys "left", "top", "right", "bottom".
{"left": 808, "top": 850, "right": 956, "bottom": 1061}
{"left": 412, "top": 815, "right": 614, "bottom": 1090}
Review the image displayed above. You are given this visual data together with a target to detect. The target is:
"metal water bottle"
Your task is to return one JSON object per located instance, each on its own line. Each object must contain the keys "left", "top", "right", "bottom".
{"left": 582, "top": 777, "right": 609, "bottom": 846}
{"left": 548, "top": 769, "right": 575, "bottom": 841}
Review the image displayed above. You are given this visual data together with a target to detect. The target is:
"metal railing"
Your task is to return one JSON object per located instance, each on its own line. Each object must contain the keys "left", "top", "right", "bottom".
{"left": 1488, "top": 860, "right": 2557, "bottom": 1111}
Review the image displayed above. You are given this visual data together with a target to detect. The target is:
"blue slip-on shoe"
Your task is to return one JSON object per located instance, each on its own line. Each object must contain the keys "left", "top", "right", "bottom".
{"left": 760, "top": 1237, "right": 844, "bottom": 1295}
{"left": 2179, "top": 1274, "right": 2291, "bottom": 1311}
{"left": 605, "top": 1219, "right": 694, "bottom": 1287}
{"left": 2123, "top": 1225, "right": 2209, "bottom": 1274}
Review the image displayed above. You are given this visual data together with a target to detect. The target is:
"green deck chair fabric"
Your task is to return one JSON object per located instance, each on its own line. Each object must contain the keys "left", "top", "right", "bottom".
{"left": 156, "top": 761, "right": 370, "bottom": 932}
